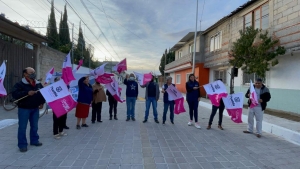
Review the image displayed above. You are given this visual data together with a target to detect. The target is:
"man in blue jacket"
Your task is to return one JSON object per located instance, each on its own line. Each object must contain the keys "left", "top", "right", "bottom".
{"left": 12, "top": 67, "right": 45, "bottom": 152}
{"left": 124, "top": 73, "right": 139, "bottom": 121}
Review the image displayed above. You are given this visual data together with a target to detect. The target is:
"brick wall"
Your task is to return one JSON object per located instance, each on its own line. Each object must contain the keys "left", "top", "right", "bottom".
{"left": 38, "top": 45, "right": 66, "bottom": 83}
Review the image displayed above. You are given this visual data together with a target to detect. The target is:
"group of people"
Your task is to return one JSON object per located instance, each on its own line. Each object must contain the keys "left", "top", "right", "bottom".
{"left": 12, "top": 67, "right": 271, "bottom": 152}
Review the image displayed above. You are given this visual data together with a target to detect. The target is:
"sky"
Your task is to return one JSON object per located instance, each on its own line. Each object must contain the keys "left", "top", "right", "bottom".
{"left": 0, "top": 0, "right": 249, "bottom": 74}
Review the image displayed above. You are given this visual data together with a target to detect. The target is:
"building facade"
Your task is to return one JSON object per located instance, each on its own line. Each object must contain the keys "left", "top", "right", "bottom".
{"left": 202, "top": 0, "right": 300, "bottom": 114}
{"left": 164, "top": 32, "right": 209, "bottom": 96}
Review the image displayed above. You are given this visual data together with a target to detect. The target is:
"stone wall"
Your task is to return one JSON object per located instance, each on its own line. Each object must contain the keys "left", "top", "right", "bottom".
{"left": 38, "top": 45, "right": 66, "bottom": 83}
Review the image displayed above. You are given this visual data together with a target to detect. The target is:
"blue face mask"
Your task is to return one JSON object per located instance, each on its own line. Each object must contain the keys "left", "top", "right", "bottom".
{"left": 129, "top": 77, "right": 135, "bottom": 80}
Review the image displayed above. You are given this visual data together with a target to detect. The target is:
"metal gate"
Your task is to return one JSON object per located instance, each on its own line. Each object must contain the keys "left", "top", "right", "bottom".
{"left": 0, "top": 39, "right": 37, "bottom": 104}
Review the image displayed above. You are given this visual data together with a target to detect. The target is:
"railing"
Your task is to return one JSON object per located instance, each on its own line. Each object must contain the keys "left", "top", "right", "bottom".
{"left": 165, "top": 52, "right": 201, "bottom": 70}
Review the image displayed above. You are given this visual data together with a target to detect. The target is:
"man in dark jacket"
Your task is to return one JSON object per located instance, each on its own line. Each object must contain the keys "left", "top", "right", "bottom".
{"left": 124, "top": 73, "right": 139, "bottom": 121}
{"left": 243, "top": 78, "right": 271, "bottom": 138}
{"left": 12, "top": 67, "right": 45, "bottom": 152}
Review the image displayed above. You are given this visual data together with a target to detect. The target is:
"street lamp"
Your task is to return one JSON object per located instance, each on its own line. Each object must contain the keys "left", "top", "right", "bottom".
{"left": 192, "top": 0, "right": 199, "bottom": 74}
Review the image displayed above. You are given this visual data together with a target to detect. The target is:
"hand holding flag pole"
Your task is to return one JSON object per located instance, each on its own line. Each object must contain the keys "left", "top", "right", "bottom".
{"left": 13, "top": 90, "right": 40, "bottom": 103}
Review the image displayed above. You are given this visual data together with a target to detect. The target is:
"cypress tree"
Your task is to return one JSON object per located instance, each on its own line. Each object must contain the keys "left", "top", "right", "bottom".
{"left": 46, "top": 0, "right": 60, "bottom": 49}
{"left": 59, "top": 5, "right": 70, "bottom": 45}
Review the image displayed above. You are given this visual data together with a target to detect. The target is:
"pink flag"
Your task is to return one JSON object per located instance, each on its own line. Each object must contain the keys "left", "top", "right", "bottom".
{"left": 95, "top": 73, "right": 114, "bottom": 84}
{"left": 105, "top": 77, "right": 125, "bottom": 103}
{"left": 61, "top": 52, "right": 76, "bottom": 85}
{"left": 44, "top": 67, "right": 54, "bottom": 85}
{"left": 203, "top": 80, "right": 228, "bottom": 107}
{"left": 133, "top": 71, "right": 152, "bottom": 85}
{"left": 76, "top": 59, "right": 83, "bottom": 70}
{"left": 222, "top": 92, "right": 244, "bottom": 123}
{"left": 113, "top": 58, "right": 127, "bottom": 74}
{"left": 249, "top": 80, "right": 259, "bottom": 108}
{"left": 165, "top": 84, "right": 186, "bottom": 114}
{"left": 0, "top": 62, "right": 7, "bottom": 97}
{"left": 39, "top": 79, "right": 77, "bottom": 117}
{"left": 90, "top": 63, "right": 107, "bottom": 77}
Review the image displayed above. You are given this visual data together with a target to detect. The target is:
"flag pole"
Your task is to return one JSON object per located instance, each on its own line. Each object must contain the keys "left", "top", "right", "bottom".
{"left": 192, "top": 0, "right": 199, "bottom": 74}
{"left": 13, "top": 90, "right": 40, "bottom": 103}
{"left": 71, "top": 23, "right": 74, "bottom": 69}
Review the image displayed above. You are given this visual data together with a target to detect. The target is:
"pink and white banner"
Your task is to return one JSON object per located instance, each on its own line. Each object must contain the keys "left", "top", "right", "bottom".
{"left": 73, "top": 59, "right": 83, "bottom": 72}
{"left": 90, "top": 63, "right": 107, "bottom": 77}
{"left": 40, "top": 80, "right": 77, "bottom": 117}
{"left": 0, "top": 62, "right": 7, "bottom": 97}
{"left": 222, "top": 92, "right": 244, "bottom": 123}
{"left": 96, "top": 73, "right": 114, "bottom": 84}
{"left": 105, "top": 77, "right": 125, "bottom": 103}
{"left": 249, "top": 80, "right": 259, "bottom": 108}
{"left": 165, "top": 85, "right": 186, "bottom": 114}
{"left": 133, "top": 71, "right": 152, "bottom": 86}
{"left": 61, "top": 52, "right": 76, "bottom": 85}
{"left": 113, "top": 58, "right": 127, "bottom": 74}
{"left": 44, "top": 67, "right": 54, "bottom": 85}
{"left": 203, "top": 80, "right": 228, "bottom": 107}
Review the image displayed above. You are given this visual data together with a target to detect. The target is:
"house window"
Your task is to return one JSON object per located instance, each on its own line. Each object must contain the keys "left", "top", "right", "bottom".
{"left": 176, "top": 74, "right": 181, "bottom": 84}
{"left": 214, "top": 70, "right": 227, "bottom": 84}
{"left": 178, "top": 51, "right": 182, "bottom": 58}
{"left": 210, "top": 32, "right": 222, "bottom": 52}
{"left": 244, "top": 3, "right": 269, "bottom": 30}
{"left": 189, "top": 44, "right": 194, "bottom": 53}
{"left": 243, "top": 72, "right": 265, "bottom": 85}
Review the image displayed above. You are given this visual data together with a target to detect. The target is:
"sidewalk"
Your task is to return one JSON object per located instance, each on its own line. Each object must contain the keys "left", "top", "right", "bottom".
{"left": 197, "top": 97, "right": 300, "bottom": 146}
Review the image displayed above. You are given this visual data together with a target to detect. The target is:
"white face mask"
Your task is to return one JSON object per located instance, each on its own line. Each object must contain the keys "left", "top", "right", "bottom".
{"left": 129, "top": 77, "right": 135, "bottom": 80}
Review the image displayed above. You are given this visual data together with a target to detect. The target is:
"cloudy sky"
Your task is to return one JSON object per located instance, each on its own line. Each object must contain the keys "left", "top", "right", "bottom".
{"left": 1, "top": 0, "right": 248, "bottom": 74}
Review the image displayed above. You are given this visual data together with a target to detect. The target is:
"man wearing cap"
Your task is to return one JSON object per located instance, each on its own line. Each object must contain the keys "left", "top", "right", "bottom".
{"left": 243, "top": 78, "right": 271, "bottom": 138}
{"left": 12, "top": 67, "right": 45, "bottom": 152}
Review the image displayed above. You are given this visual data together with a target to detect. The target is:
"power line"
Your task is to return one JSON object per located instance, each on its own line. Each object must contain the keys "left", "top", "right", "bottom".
{"left": 64, "top": 0, "right": 118, "bottom": 61}
{"left": 81, "top": 0, "right": 121, "bottom": 60}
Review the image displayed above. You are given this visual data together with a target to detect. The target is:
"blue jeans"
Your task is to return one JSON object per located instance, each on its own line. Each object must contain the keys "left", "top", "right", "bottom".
{"left": 144, "top": 97, "right": 158, "bottom": 120}
{"left": 163, "top": 101, "right": 174, "bottom": 123}
{"left": 126, "top": 97, "right": 136, "bottom": 118}
{"left": 18, "top": 108, "right": 39, "bottom": 149}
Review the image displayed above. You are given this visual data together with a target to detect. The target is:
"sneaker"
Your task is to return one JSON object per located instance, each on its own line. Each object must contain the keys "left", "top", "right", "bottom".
{"left": 59, "top": 132, "right": 67, "bottom": 136}
{"left": 195, "top": 123, "right": 201, "bottom": 129}
{"left": 97, "top": 120, "right": 102, "bottom": 123}
{"left": 19, "top": 148, "right": 27, "bottom": 152}
{"left": 76, "top": 125, "right": 81, "bottom": 129}
{"left": 143, "top": 120, "right": 147, "bottom": 123}
{"left": 188, "top": 121, "right": 193, "bottom": 126}
{"left": 54, "top": 134, "right": 61, "bottom": 139}
{"left": 131, "top": 117, "right": 136, "bottom": 121}
{"left": 30, "top": 142, "right": 43, "bottom": 146}
{"left": 126, "top": 118, "right": 130, "bottom": 121}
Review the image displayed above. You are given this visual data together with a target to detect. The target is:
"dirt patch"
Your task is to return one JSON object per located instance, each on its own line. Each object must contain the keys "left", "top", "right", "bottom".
{"left": 243, "top": 105, "right": 300, "bottom": 122}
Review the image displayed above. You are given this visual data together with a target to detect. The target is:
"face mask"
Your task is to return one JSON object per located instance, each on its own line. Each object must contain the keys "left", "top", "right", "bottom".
{"left": 28, "top": 73, "right": 36, "bottom": 80}
{"left": 129, "top": 77, "right": 135, "bottom": 80}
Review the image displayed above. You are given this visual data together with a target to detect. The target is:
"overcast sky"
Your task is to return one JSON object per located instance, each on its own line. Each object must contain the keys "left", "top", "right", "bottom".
{"left": 1, "top": 0, "right": 248, "bottom": 74}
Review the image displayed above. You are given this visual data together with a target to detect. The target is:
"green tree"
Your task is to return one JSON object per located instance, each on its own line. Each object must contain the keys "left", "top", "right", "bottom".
{"left": 46, "top": 0, "right": 60, "bottom": 49}
{"left": 159, "top": 49, "right": 175, "bottom": 75}
{"left": 59, "top": 5, "right": 71, "bottom": 46}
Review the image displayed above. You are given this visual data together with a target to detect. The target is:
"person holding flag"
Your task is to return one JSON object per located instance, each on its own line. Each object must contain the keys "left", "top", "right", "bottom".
{"left": 124, "top": 73, "right": 139, "bottom": 121}
{"left": 91, "top": 81, "right": 106, "bottom": 123}
{"left": 12, "top": 67, "right": 45, "bottom": 152}
{"left": 186, "top": 74, "right": 201, "bottom": 129}
{"left": 75, "top": 76, "right": 93, "bottom": 129}
{"left": 207, "top": 79, "right": 225, "bottom": 130}
{"left": 243, "top": 78, "right": 271, "bottom": 138}
{"left": 141, "top": 75, "right": 160, "bottom": 123}
{"left": 161, "top": 76, "right": 175, "bottom": 125}
{"left": 106, "top": 89, "right": 120, "bottom": 120}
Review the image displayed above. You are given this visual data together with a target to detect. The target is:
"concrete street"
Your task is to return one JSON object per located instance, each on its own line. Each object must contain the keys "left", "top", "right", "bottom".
{"left": 0, "top": 87, "right": 300, "bottom": 169}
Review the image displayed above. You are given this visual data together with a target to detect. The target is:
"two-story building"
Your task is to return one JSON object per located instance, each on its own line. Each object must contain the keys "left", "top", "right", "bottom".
{"left": 164, "top": 32, "right": 209, "bottom": 96}
{"left": 202, "top": 0, "right": 300, "bottom": 114}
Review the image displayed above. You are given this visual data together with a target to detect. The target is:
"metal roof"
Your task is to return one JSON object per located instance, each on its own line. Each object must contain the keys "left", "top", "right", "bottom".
{"left": 202, "top": 0, "right": 258, "bottom": 35}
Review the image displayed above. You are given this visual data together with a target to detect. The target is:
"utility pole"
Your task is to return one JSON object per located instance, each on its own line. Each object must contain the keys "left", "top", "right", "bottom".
{"left": 71, "top": 23, "right": 74, "bottom": 69}
{"left": 164, "top": 50, "right": 167, "bottom": 81}
{"left": 192, "top": 0, "right": 199, "bottom": 74}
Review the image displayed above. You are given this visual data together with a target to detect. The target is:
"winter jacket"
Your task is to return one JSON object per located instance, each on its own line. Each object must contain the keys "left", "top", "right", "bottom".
{"left": 12, "top": 78, "right": 45, "bottom": 109}
{"left": 245, "top": 84, "right": 271, "bottom": 111}
{"left": 123, "top": 79, "right": 139, "bottom": 98}
{"left": 186, "top": 80, "right": 201, "bottom": 102}
{"left": 77, "top": 77, "right": 93, "bottom": 104}
{"left": 92, "top": 83, "right": 106, "bottom": 103}
{"left": 141, "top": 81, "right": 160, "bottom": 100}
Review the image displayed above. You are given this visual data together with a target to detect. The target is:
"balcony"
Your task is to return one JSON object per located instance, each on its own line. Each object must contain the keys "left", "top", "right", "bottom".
{"left": 165, "top": 52, "right": 201, "bottom": 71}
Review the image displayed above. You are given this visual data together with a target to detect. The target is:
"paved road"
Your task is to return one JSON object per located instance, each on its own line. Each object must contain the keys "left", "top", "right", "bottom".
{"left": 0, "top": 86, "right": 300, "bottom": 169}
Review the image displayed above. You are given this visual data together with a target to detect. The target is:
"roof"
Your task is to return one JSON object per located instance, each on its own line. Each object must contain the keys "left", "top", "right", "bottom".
{"left": 202, "top": 0, "right": 258, "bottom": 35}
{"left": 170, "top": 31, "right": 202, "bottom": 51}
{"left": 0, "top": 15, "right": 48, "bottom": 44}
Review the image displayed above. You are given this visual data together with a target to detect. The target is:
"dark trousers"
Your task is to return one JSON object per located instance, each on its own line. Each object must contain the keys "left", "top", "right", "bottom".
{"left": 163, "top": 101, "right": 174, "bottom": 123}
{"left": 108, "top": 98, "right": 118, "bottom": 117}
{"left": 61, "top": 114, "right": 67, "bottom": 127}
{"left": 208, "top": 105, "right": 225, "bottom": 125}
{"left": 92, "top": 102, "right": 102, "bottom": 122}
{"left": 53, "top": 113, "right": 64, "bottom": 135}
{"left": 187, "top": 100, "right": 199, "bottom": 122}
